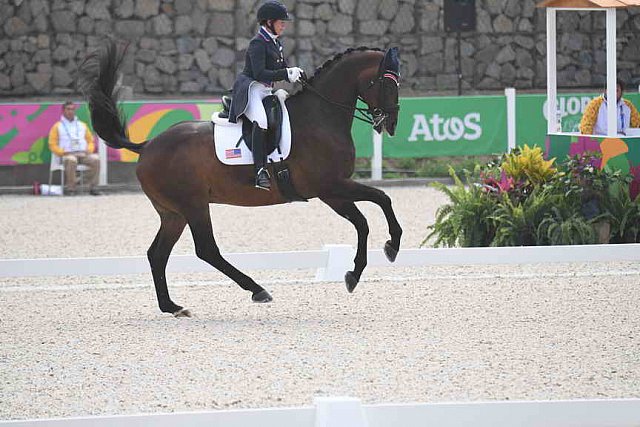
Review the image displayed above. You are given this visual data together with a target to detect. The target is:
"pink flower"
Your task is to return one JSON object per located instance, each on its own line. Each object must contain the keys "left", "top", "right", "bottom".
{"left": 498, "top": 170, "right": 514, "bottom": 192}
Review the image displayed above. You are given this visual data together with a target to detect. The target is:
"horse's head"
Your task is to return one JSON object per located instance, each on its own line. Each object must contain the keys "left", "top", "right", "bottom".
{"left": 358, "top": 47, "right": 401, "bottom": 136}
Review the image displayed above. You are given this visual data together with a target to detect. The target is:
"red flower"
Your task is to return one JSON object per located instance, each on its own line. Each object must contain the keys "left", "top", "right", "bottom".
{"left": 498, "top": 170, "right": 514, "bottom": 193}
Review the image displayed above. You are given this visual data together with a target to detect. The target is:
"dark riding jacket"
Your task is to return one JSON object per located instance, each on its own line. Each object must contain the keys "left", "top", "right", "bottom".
{"left": 228, "top": 27, "right": 289, "bottom": 123}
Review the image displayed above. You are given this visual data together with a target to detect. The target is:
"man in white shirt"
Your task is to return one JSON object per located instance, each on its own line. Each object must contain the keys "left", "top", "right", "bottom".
{"left": 48, "top": 101, "right": 101, "bottom": 195}
{"left": 579, "top": 79, "right": 640, "bottom": 136}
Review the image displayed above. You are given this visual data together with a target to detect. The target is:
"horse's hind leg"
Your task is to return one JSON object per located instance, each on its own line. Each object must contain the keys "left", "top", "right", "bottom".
{"left": 321, "top": 198, "right": 369, "bottom": 293}
{"left": 148, "top": 211, "right": 189, "bottom": 317}
{"left": 327, "top": 180, "right": 402, "bottom": 262}
{"left": 185, "top": 206, "right": 272, "bottom": 303}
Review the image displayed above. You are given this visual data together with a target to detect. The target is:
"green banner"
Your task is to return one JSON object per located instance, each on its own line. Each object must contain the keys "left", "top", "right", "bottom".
{"left": 352, "top": 96, "right": 508, "bottom": 158}
{"left": 516, "top": 92, "right": 640, "bottom": 149}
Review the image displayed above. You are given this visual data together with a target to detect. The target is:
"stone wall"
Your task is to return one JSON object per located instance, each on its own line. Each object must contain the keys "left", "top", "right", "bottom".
{"left": 2, "top": 0, "right": 640, "bottom": 98}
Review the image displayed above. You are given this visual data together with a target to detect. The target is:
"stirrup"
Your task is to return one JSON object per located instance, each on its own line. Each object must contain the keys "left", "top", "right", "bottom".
{"left": 255, "top": 168, "right": 271, "bottom": 191}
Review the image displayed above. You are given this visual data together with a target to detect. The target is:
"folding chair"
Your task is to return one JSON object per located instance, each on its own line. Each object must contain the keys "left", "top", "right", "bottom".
{"left": 48, "top": 154, "right": 90, "bottom": 195}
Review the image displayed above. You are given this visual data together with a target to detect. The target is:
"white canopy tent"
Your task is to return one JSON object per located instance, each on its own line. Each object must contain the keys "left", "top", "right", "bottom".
{"left": 538, "top": 0, "right": 640, "bottom": 137}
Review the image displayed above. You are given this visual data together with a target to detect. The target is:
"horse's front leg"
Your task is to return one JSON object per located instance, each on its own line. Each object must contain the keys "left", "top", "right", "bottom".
{"left": 320, "top": 197, "right": 369, "bottom": 293}
{"left": 326, "top": 180, "right": 402, "bottom": 262}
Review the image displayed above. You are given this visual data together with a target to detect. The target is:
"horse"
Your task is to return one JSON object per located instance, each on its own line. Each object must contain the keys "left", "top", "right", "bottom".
{"left": 79, "top": 40, "right": 403, "bottom": 317}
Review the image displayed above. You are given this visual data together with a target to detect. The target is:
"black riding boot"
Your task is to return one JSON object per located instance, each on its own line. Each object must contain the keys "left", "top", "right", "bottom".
{"left": 251, "top": 122, "right": 270, "bottom": 191}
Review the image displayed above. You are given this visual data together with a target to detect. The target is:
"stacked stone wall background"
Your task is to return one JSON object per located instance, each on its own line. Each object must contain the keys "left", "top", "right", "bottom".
{"left": 2, "top": 0, "right": 640, "bottom": 97}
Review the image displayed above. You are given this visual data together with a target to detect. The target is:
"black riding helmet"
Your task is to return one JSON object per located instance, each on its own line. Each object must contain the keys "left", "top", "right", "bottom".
{"left": 257, "top": 0, "right": 292, "bottom": 22}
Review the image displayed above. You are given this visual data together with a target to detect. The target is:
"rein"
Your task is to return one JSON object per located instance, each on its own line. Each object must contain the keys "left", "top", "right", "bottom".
{"left": 298, "top": 77, "right": 376, "bottom": 125}
{"left": 298, "top": 72, "right": 400, "bottom": 129}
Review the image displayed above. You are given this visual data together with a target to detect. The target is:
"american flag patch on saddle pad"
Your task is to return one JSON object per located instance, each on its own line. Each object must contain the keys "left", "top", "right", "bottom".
{"left": 225, "top": 148, "right": 242, "bottom": 159}
{"left": 212, "top": 89, "right": 291, "bottom": 166}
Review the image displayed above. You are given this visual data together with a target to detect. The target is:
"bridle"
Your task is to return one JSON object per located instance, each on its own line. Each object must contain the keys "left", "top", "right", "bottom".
{"left": 364, "top": 70, "right": 400, "bottom": 131}
{"left": 298, "top": 61, "right": 400, "bottom": 131}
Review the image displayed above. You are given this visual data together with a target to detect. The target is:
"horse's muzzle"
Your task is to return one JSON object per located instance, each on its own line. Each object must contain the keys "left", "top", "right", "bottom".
{"left": 384, "top": 114, "right": 398, "bottom": 136}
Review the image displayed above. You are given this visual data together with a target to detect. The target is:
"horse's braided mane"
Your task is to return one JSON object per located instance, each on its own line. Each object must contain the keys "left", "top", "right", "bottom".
{"left": 304, "top": 46, "right": 383, "bottom": 85}
{"left": 288, "top": 46, "right": 382, "bottom": 98}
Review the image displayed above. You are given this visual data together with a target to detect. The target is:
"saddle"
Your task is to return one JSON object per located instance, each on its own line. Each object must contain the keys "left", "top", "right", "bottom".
{"left": 220, "top": 95, "right": 283, "bottom": 154}
{"left": 212, "top": 91, "right": 307, "bottom": 202}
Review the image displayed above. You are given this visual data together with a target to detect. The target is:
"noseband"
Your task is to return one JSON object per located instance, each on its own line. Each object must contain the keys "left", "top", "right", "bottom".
{"left": 298, "top": 63, "right": 400, "bottom": 129}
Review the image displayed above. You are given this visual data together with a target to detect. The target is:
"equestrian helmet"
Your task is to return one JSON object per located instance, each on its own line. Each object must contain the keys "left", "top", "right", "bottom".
{"left": 257, "top": 1, "right": 292, "bottom": 21}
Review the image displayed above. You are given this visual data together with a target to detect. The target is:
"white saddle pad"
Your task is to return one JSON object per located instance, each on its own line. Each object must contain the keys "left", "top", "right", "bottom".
{"left": 212, "top": 89, "right": 292, "bottom": 166}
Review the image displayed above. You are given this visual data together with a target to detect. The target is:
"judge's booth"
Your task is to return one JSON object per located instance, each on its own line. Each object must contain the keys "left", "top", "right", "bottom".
{"left": 540, "top": 0, "right": 640, "bottom": 173}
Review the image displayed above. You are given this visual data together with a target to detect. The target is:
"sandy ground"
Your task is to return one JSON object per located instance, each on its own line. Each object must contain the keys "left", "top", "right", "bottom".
{"left": 1, "top": 188, "right": 640, "bottom": 420}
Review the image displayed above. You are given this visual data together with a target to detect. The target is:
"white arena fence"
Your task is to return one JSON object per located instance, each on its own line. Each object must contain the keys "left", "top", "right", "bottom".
{"left": 2, "top": 397, "right": 640, "bottom": 427}
{"left": 1, "top": 243, "right": 640, "bottom": 280}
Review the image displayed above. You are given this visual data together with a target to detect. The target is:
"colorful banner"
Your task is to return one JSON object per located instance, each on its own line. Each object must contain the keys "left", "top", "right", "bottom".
{"left": 4, "top": 93, "right": 640, "bottom": 165}
{"left": 517, "top": 93, "right": 640, "bottom": 149}
{"left": 352, "top": 96, "right": 508, "bottom": 158}
{"left": 0, "top": 101, "right": 220, "bottom": 165}
{"left": 545, "top": 134, "right": 640, "bottom": 174}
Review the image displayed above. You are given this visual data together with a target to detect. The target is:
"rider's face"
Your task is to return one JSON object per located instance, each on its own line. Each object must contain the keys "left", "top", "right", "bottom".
{"left": 272, "top": 20, "right": 286, "bottom": 35}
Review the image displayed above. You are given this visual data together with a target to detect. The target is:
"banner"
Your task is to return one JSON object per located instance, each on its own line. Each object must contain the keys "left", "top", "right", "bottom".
{"left": 546, "top": 134, "right": 640, "bottom": 172}
{"left": 0, "top": 101, "right": 219, "bottom": 165}
{"left": 4, "top": 93, "right": 639, "bottom": 165}
{"left": 352, "top": 96, "right": 508, "bottom": 158}
{"left": 516, "top": 92, "right": 640, "bottom": 149}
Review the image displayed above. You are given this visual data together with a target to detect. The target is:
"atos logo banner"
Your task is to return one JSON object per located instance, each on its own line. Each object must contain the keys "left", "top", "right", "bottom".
{"left": 408, "top": 112, "right": 483, "bottom": 142}
{"left": 373, "top": 95, "right": 507, "bottom": 157}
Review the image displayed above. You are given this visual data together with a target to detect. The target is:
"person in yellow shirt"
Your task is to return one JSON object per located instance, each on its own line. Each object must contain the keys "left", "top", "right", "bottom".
{"left": 48, "top": 101, "right": 101, "bottom": 195}
{"left": 579, "top": 79, "right": 640, "bottom": 135}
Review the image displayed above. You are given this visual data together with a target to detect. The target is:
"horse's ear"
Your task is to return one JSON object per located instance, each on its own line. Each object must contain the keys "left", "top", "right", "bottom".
{"left": 383, "top": 47, "right": 400, "bottom": 77}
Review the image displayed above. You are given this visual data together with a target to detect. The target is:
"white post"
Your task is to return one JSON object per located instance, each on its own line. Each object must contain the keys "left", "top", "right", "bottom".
{"left": 546, "top": 8, "right": 557, "bottom": 135}
{"left": 98, "top": 138, "right": 107, "bottom": 186}
{"left": 315, "top": 244, "right": 355, "bottom": 282}
{"left": 505, "top": 87, "right": 516, "bottom": 152}
{"left": 314, "top": 397, "right": 368, "bottom": 427}
{"left": 371, "top": 130, "right": 382, "bottom": 180}
{"left": 606, "top": 7, "right": 617, "bottom": 137}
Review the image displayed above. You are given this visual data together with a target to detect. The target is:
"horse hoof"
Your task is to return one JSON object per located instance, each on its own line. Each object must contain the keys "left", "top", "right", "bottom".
{"left": 252, "top": 290, "right": 273, "bottom": 303}
{"left": 384, "top": 240, "right": 398, "bottom": 263}
{"left": 173, "top": 308, "right": 192, "bottom": 318}
{"left": 345, "top": 271, "right": 359, "bottom": 293}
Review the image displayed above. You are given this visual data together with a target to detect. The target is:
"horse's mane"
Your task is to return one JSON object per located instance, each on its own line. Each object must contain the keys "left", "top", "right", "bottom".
{"left": 291, "top": 46, "right": 383, "bottom": 96}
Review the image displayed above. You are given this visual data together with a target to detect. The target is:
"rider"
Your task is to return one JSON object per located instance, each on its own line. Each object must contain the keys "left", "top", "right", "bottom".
{"left": 227, "top": 0, "right": 304, "bottom": 191}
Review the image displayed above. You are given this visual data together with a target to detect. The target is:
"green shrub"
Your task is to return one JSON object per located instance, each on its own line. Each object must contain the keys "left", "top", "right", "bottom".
{"left": 423, "top": 167, "right": 497, "bottom": 247}
{"left": 425, "top": 150, "right": 640, "bottom": 247}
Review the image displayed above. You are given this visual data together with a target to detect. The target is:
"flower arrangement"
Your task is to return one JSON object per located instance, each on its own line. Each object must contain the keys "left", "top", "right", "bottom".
{"left": 424, "top": 146, "right": 640, "bottom": 247}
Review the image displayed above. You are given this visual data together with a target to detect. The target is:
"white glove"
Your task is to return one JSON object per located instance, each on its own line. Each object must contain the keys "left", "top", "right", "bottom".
{"left": 287, "top": 67, "right": 304, "bottom": 83}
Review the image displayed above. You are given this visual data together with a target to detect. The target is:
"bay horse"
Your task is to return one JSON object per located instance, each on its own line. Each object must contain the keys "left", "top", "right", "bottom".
{"left": 79, "top": 40, "right": 402, "bottom": 317}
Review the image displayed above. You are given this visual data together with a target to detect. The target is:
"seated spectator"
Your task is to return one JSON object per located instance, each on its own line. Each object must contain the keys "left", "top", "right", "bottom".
{"left": 48, "top": 101, "right": 101, "bottom": 196}
{"left": 580, "top": 79, "right": 640, "bottom": 135}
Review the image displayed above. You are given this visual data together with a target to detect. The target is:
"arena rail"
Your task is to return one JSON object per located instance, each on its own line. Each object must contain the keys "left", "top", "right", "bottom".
{"left": 2, "top": 397, "right": 640, "bottom": 427}
{"left": 1, "top": 243, "right": 639, "bottom": 280}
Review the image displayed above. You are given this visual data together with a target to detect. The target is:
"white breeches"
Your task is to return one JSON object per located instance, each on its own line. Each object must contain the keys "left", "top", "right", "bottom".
{"left": 244, "top": 82, "right": 272, "bottom": 130}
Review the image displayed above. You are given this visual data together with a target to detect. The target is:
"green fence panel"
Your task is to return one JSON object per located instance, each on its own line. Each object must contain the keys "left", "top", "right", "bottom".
{"left": 353, "top": 96, "right": 508, "bottom": 158}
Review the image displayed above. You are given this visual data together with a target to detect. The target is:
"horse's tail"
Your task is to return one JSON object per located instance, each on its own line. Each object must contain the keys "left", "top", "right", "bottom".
{"left": 78, "top": 39, "right": 145, "bottom": 154}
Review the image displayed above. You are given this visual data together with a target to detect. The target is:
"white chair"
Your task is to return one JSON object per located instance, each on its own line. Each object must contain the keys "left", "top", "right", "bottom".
{"left": 48, "top": 154, "right": 90, "bottom": 195}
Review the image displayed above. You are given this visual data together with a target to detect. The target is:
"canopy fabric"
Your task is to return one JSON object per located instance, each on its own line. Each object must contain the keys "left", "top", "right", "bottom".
{"left": 538, "top": 0, "right": 640, "bottom": 7}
